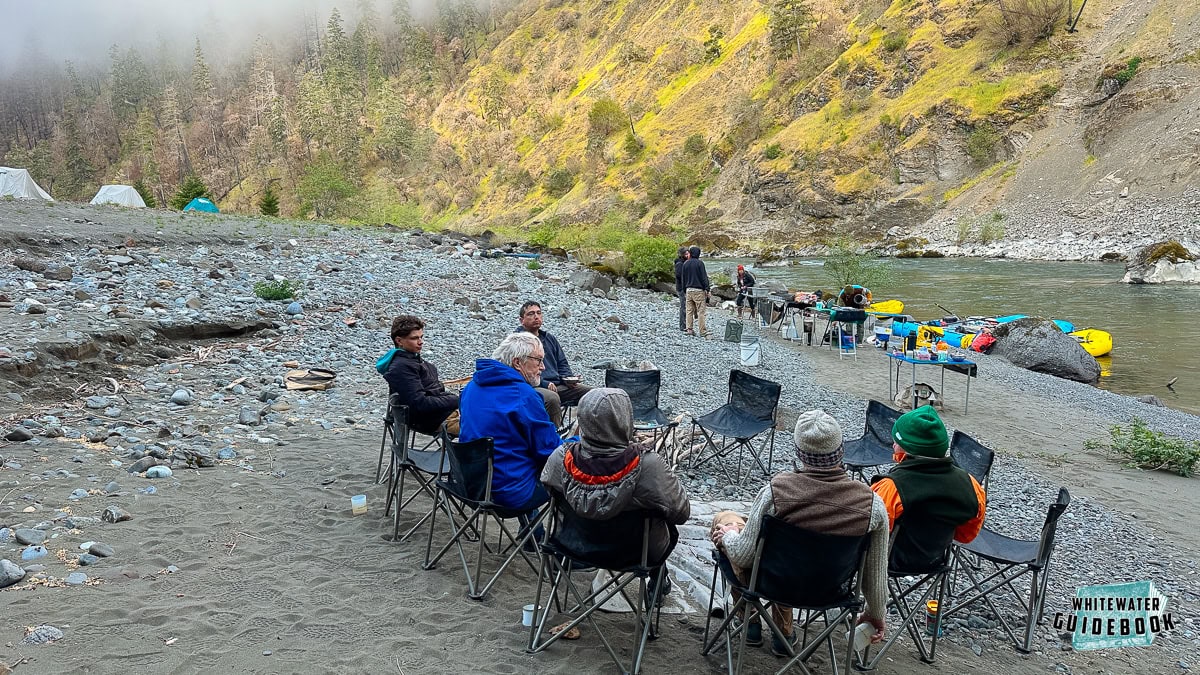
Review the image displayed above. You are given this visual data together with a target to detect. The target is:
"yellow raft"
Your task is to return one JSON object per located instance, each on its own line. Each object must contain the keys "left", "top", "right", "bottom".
{"left": 1069, "top": 329, "right": 1113, "bottom": 357}
{"left": 867, "top": 299, "right": 905, "bottom": 315}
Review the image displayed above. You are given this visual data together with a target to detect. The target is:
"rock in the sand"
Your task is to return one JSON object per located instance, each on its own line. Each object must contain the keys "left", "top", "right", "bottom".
{"left": 145, "top": 466, "right": 173, "bottom": 478}
{"left": 22, "top": 625, "right": 64, "bottom": 644}
{"left": 15, "top": 528, "right": 46, "bottom": 545}
{"left": 990, "top": 318, "right": 1101, "bottom": 384}
{"left": 65, "top": 516, "right": 98, "bottom": 530}
{"left": 127, "top": 456, "right": 161, "bottom": 474}
{"left": 0, "top": 559, "right": 25, "bottom": 588}
{"left": 13, "top": 257, "right": 47, "bottom": 273}
{"left": 77, "top": 553, "right": 100, "bottom": 566}
{"left": 87, "top": 542, "right": 115, "bottom": 558}
{"left": 0, "top": 528, "right": 12, "bottom": 543}
{"left": 104, "top": 481, "right": 120, "bottom": 493}
{"left": 170, "top": 389, "right": 193, "bottom": 405}
{"left": 4, "top": 424, "right": 35, "bottom": 442}
{"left": 44, "top": 265, "right": 74, "bottom": 281}
{"left": 68, "top": 488, "right": 88, "bottom": 500}
{"left": 238, "top": 408, "right": 261, "bottom": 426}
{"left": 85, "top": 396, "right": 110, "bottom": 409}
{"left": 1136, "top": 395, "right": 1165, "bottom": 407}
{"left": 570, "top": 269, "right": 613, "bottom": 295}
{"left": 65, "top": 572, "right": 88, "bottom": 586}
{"left": 21, "top": 545, "right": 48, "bottom": 561}
{"left": 101, "top": 506, "right": 132, "bottom": 523}
{"left": 218, "top": 448, "right": 237, "bottom": 460}
{"left": 285, "top": 301, "right": 303, "bottom": 315}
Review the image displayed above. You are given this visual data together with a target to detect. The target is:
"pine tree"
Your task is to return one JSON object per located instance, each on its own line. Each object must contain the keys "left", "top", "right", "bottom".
{"left": 259, "top": 184, "right": 280, "bottom": 216}
{"left": 133, "top": 179, "right": 157, "bottom": 208}
{"left": 171, "top": 174, "right": 211, "bottom": 210}
{"left": 769, "top": 0, "right": 817, "bottom": 59}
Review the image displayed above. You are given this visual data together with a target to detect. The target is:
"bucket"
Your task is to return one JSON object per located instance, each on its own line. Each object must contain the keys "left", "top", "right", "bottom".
{"left": 874, "top": 326, "right": 891, "bottom": 348}
{"left": 522, "top": 603, "right": 540, "bottom": 627}
{"left": 351, "top": 494, "right": 367, "bottom": 515}
{"left": 740, "top": 337, "right": 761, "bottom": 366}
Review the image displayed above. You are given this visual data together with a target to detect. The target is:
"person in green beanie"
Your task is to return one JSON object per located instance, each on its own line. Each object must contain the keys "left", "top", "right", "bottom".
{"left": 871, "top": 405, "right": 986, "bottom": 571}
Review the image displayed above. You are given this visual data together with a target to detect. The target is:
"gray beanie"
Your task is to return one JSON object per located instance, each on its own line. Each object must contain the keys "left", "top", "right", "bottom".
{"left": 792, "top": 410, "right": 844, "bottom": 469}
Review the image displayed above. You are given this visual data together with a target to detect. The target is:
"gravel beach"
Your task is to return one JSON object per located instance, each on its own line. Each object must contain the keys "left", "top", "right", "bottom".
{"left": 0, "top": 201, "right": 1197, "bottom": 674}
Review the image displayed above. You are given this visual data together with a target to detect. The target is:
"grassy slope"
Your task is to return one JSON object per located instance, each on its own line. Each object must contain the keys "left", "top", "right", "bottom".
{"left": 416, "top": 0, "right": 1137, "bottom": 241}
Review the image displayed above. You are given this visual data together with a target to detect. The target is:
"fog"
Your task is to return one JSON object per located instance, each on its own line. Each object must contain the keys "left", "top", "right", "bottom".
{"left": 0, "top": 0, "right": 444, "bottom": 75}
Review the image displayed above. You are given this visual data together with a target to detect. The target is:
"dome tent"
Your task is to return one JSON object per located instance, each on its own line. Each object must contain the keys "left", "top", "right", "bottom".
{"left": 0, "top": 167, "right": 53, "bottom": 201}
{"left": 90, "top": 185, "right": 146, "bottom": 207}
{"left": 183, "top": 197, "right": 219, "bottom": 213}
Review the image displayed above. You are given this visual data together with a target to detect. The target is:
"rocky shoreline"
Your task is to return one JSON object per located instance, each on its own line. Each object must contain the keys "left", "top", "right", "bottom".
{"left": 1, "top": 201, "right": 1198, "bottom": 672}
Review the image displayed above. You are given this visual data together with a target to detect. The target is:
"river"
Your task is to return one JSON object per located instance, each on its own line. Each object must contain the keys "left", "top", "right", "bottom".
{"left": 717, "top": 257, "right": 1200, "bottom": 416}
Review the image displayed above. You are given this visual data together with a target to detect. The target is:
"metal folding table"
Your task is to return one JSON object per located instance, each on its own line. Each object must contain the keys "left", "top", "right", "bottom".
{"left": 886, "top": 352, "right": 977, "bottom": 413}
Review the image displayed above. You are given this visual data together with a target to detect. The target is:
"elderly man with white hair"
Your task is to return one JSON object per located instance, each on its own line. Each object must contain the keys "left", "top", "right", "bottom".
{"left": 458, "top": 332, "right": 564, "bottom": 511}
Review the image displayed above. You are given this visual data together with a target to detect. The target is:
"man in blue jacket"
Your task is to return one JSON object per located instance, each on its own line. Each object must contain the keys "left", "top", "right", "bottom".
{"left": 515, "top": 300, "right": 591, "bottom": 426}
{"left": 458, "top": 332, "right": 563, "bottom": 511}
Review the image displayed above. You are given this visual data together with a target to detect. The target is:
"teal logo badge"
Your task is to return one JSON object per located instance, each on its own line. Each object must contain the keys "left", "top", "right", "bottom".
{"left": 1053, "top": 580, "right": 1174, "bottom": 650}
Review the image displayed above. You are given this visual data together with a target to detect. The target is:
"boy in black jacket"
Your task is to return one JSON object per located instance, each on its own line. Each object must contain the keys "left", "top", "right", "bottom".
{"left": 376, "top": 315, "right": 459, "bottom": 435}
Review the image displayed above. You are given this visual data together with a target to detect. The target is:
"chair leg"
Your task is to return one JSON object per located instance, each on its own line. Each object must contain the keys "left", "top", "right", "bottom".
{"left": 375, "top": 425, "right": 390, "bottom": 484}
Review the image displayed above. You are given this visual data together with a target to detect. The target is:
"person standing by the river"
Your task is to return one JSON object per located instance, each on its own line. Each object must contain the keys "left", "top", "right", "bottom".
{"left": 674, "top": 247, "right": 689, "bottom": 331}
{"left": 681, "top": 246, "right": 711, "bottom": 337}
{"left": 735, "top": 264, "right": 757, "bottom": 320}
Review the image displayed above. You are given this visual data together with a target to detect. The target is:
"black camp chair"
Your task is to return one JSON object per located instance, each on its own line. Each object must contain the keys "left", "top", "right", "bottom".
{"left": 949, "top": 430, "right": 996, "bottom": 492}
{"left": 702, "top": 516, "right": 871, "bottom": 675}
{"left": 855, "top": 521, "right": 956, "bottom": 670}
{"left": 605, "top": 369, "right": 678, "bottom": 456}
{"left": 842, "top": 401, "right": 903, "bottom": 483}
{"left": 422, "top": 437, "right": 545, "bottom": 600}
{"left": 376, "top": 394, "right": 444, "bottom": 485}
{"left": 383, "top": 401, "right": 452, "bottom": 543}
{"left": 945, "top": 488, "right": 1071, "bottom": 653}
{"left": 526, "top": 492, "right": 672, "bottom": 675}
{"left": 689, "top": 370, "right": 782, "bottom": 486}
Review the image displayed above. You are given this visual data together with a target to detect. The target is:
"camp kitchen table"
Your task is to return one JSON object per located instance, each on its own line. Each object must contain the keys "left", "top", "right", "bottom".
{"left": 886, "top": 352, "right": 977, "bottom": 413}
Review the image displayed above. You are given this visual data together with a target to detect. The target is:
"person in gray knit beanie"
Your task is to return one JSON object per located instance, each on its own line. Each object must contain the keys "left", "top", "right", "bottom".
{"left": 710, "top": 410, "right": 889, "bottom": 656}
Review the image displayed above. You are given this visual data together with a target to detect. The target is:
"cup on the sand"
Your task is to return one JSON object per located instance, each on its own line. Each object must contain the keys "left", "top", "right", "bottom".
{"left": 351, "top": 494, "right": 367, "bottom": 515}
{"left": 521, "top": 604, "right": 540, "bottom": 627}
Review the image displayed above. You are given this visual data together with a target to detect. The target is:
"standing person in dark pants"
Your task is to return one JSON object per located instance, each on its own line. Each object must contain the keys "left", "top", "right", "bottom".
{"left": 734, "top": 264, "right": 757, "bottom": 320}
{"left": 674, "top": 247, "right": 689, "bottom": 331}
{"left": 681, "top": 245, "right": 711, "bottom": 337}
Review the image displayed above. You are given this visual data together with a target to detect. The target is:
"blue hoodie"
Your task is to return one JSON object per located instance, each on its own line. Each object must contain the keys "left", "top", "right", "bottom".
{"left": 459, "top": 358, "right": 562, "bottom": 509}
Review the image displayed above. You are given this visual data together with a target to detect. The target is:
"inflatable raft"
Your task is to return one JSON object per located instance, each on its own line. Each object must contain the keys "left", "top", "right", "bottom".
{"left": 892, "top": 315, "right": 1113, "bottom": 357}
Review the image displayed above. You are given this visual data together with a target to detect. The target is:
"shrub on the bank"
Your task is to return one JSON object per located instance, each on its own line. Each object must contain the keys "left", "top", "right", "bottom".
{"left": 254, "top": 279, "right": 303, "bottom": 301}
{"left": 1085, "top": 419, "right": 1200, "bottom": 477}
{"left": 622, "top": 235, "right": 677, "bottom": 285}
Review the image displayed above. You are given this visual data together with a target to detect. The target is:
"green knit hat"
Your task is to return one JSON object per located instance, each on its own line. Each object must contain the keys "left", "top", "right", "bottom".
{"left": 891, "top": 405, "right": 949, "bottom": 457}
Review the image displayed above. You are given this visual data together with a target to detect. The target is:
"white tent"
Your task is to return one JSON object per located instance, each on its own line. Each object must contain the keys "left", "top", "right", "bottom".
{"left": 0, "top": 167, "right": 53, "bottom": 201}
{"left": 90, "top": 184, "right": 147, "bottom": 208}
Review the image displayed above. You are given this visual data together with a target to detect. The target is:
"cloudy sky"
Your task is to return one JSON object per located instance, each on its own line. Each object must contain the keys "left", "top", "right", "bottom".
{"left": 0, "top": 0, "right": 415, "bottom": 74}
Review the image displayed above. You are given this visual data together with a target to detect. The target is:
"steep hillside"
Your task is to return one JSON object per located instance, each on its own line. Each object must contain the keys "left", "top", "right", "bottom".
{"left": 2, "top": 0, "right": 1196, "bottom": 255}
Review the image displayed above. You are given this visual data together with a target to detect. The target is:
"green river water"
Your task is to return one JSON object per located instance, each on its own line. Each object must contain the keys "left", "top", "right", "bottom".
{"left": 718, "top": 257, "right": 1200, "bottom": 416}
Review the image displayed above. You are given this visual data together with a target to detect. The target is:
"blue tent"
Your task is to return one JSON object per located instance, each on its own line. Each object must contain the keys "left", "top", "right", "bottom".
{"left": 184, "top": 197, "right": 219, "bottom": 213}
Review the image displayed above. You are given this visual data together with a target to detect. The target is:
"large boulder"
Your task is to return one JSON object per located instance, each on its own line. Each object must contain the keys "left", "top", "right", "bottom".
{"left": 1121, "top": 240, "right": 1200, "bottom": 284}
{"left": 990, "top": 318, "right": 1102, "bottom": 383}
{"left": 568, "top": 269, "right": 613, "bottom": 295}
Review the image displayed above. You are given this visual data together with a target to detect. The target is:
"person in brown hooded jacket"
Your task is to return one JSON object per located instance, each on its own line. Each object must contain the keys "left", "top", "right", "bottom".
{"left": 541, "top": 388, "right": 690, "bottom": 568}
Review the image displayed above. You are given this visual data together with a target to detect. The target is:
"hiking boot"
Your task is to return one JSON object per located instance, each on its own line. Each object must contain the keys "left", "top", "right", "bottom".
{"left": 770, "top": 630, "right": 798, "bottom": 657}
{"left": 744, "top": 620, "right": 763, "bottom": 648}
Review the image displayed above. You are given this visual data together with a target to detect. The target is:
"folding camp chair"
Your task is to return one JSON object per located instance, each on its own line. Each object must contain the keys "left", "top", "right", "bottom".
{"left": 422, "top": 437, "right": 546, "bottom": 600}
{"left": 702, "top": 515, "right": 870, "bottom": 675}
{"left": 383, "top": 405, "right": 451, "bottom": 543}
{"left": 855, "top": 522, "right": 956, "bottom": 670}
{"left": 689, "top": 370, "right": 782, "bottom": 485}
{"left": 376, "top": 394, "right": 443, "bottom": 484}
{"left": 605, "top": 369, "right": 679, "bottom": 454}
{"left": 945, "top": 488, "right": 1071, "bottom": 653}
{"left": 526, "top": 492, "right": 671, "bottom": 675}
{"left": 828, "top": 308, "right": 867, "bottom": 357}
{"left": 842, "top": 401, "right": 902, "bottom": 483}
{"left": 949, "top": 430, "right": 996, "bottom": 492}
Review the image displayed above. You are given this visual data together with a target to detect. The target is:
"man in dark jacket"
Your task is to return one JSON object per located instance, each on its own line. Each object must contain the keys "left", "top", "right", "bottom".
{"left": 377, "top": 315, "right": 459, "bottom": 436}
{"left": 680, "top": 245, "right": 711, "bottom": 336}
{"left": 516, "top": 300, "right": 591, "bottom": 426}
{"left": 872, "top": 405, "right": 986, "bottom": 573}
{"left": 673, "top": 247, "right": 689, "bottom": 331}
{"left": 459, "top": 332, "right": 563, "bottom": 511}
{"left": 542, "top": 388, "right": 690, "bottom": 594}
